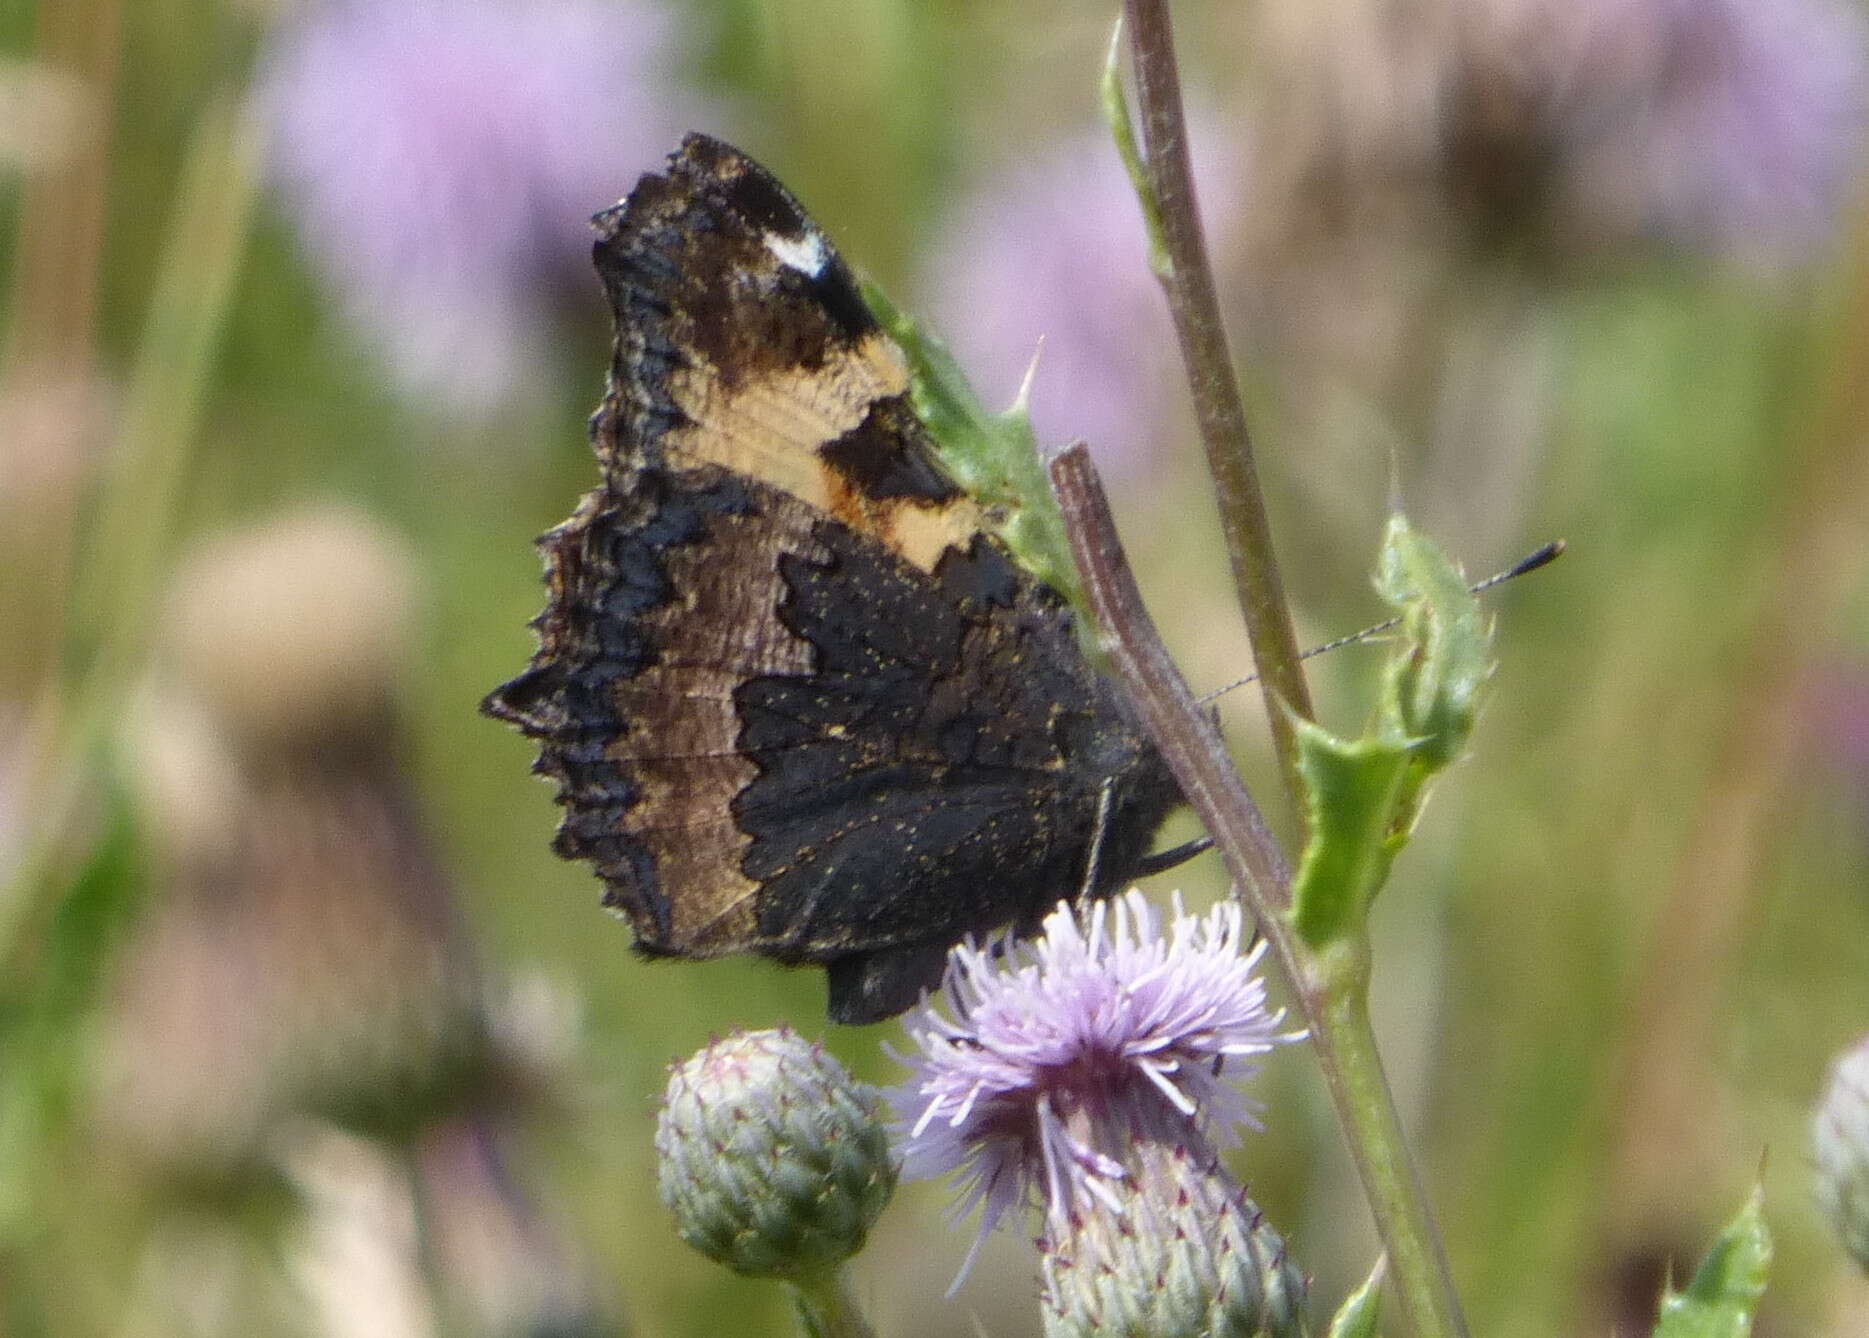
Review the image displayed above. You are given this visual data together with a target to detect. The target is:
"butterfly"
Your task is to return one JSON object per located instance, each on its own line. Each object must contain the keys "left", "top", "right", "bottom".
{"left": 484, "top": 134, "right": 1189, "bottom": 1023}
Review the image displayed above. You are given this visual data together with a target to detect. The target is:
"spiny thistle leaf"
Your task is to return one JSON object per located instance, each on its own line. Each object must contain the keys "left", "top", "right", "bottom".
{"left": 860, "top": 280, "right": 1085, "bottom": 619}
{"left": 1289, "top": 516, "right": 1494, "bottom": 948}
{"left": 1326, "top": 1256, "right": 1387, "bottom": 1338}
{"left": 1099, "top": 15, "right": 1170, "bottom": 280}
{"left": 1651, "top": 1187, "right": 1772, "bottom": 1338}
{"left": 1375, "top": 513, "right": 1490, "bottom": 772}
{"left": 1288, "top": 721, "right": 1413, "bottom": 948}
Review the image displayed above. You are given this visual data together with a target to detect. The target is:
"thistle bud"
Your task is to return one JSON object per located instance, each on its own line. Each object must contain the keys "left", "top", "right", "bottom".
{"left": 1040, "top": 1141, "right": 1309, "bottom": 1338}
{"left": 655, "top": 1028, "right": 895, "bottom": 1280}
{"left": 1815, "top": 1033, "right": 1869, "bottom": 1271}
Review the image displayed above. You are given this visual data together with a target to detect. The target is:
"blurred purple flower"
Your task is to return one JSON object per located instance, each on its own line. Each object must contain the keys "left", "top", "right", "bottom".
{"left": 258, "top": 0, "right": 709, "bottom": 413}
{"left": 917, "top": 126, "right": 1247, "bottom": 476}
{"left": 890, "top": 891, "right": 1299, "bottom": 1270}
{"left": 1811, "top": 660, "right": 1869, "bottom": 817}
{"left": 1815, "top": 1032, "right": 1869, "bottom": 1271}
{"left": 1457, "top": 0, "right": 1869, "bottom": 266}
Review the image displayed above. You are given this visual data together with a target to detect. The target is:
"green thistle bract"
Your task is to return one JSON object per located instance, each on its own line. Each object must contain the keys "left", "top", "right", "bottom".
{"left": 655, "top": 1028, "right": 896, "bottom": 1281}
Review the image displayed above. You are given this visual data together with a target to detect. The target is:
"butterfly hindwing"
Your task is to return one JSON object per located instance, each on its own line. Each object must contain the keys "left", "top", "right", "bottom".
{"left": 485, "top": 134, "right": 1183, "bottom": 1023}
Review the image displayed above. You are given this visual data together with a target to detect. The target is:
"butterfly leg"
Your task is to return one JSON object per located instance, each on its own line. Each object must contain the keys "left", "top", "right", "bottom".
{"left": 1131, "top": 835, "right": 1213, "bottom": 877}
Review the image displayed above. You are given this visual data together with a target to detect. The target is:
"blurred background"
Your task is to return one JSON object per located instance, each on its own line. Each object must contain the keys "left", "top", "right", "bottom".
{"left": 4, "top": 0, "right": 1869, "bottom": 1334}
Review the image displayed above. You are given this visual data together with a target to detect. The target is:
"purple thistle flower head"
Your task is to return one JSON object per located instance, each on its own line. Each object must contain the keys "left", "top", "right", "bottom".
{"left": 890, "top": 890, "right": 1301, "bottom": 1267}
{"left": 257, "top": 0, "right": 710, "bottom": 415}
{"left": 1552, "top": 0, "right": 1869, "bottom": 267}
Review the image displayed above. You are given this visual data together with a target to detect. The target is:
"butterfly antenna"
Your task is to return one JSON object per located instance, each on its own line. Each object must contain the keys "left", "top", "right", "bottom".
{"left": 1197, "top": 539, "right": 1566, "bottom": 704}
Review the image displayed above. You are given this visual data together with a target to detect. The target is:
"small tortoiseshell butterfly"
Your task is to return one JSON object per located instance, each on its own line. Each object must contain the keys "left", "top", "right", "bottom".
{"left": 485, "top": 135, "right": 1188, "bottom": 1023}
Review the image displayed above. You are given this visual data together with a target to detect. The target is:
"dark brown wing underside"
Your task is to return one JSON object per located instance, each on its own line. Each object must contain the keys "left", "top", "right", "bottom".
{"left": 484, "top": 135, "right": 1184, "bottom": 1023}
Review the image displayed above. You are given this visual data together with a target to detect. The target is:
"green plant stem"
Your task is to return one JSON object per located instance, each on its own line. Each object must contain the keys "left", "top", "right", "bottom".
{"left": 1049, "top": 448, "right": 1291, "bottom": 912}
{"left": 1050, "top": 445, "right": 1469, "bottom": 1338}
{"left": 0, "top": 93, "right": 262, "bottom": 963}
{"left": 791, "top": 1266, "right": 878, "bottom": 1338}
{"left": 1099, "top": 10, "right": 1468, "bottom": 1330}
{"left": 1306, "top": 939, "right": 1467, "bottom": 1338}
{"left": 1100, "top": 19, "right": 1170, "bottom": 281}
{"left": 1119, "top": 0, "right": 1313, "bottom": 802}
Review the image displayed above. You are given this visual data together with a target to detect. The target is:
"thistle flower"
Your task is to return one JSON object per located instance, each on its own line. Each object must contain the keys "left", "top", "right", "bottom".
{"left": 1815, "top": 1033, "right": 1869, "bottom": 1272}
{"left": 98, "top": 507, "right": 617, "bottom": 1337}
{"left": 656, "top": 1028, "right": 897, "bottom": 1281}
{"left": 96, "top": 507, "right": 486, "bottom": 1173}
{"left": 891, "top": 891, "right": 1303, "bottom": 1268}
{"left": 257, "top": 0, "right": 707, "bottom": 414}
{"left": 1458, "top": 0, "right": 1869, "bottom": 267}
{"left": 1251, "top": 0, "right": 1869, "bottom": 272}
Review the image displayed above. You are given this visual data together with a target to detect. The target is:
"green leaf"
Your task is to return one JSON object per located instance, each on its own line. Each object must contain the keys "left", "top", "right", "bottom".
{"left": 859, "top": 280, "right": 1087, "bottom": 621}
{"left": 1099, "top": 15, "right": 1170, "bottom": 280}
{"left": 1287, "top": 717, "right": 1413, "bottom": 948}
{"left": 1326, "top": 1256, "right": 1386, "bottom": 1338}
{"left": 1651, "top": 1187, "right": 1772, "bottom": 1338}
{"left": 1287, "top": 516, "right": 1497, "bottom": 948}
{"left": 1374, "top": 514, "right": 1490, "bottom": 772}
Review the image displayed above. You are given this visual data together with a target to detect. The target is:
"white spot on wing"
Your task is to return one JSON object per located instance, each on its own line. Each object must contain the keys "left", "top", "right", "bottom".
{"left": 764, "top": 228, "right": 828, "bottom": 277}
